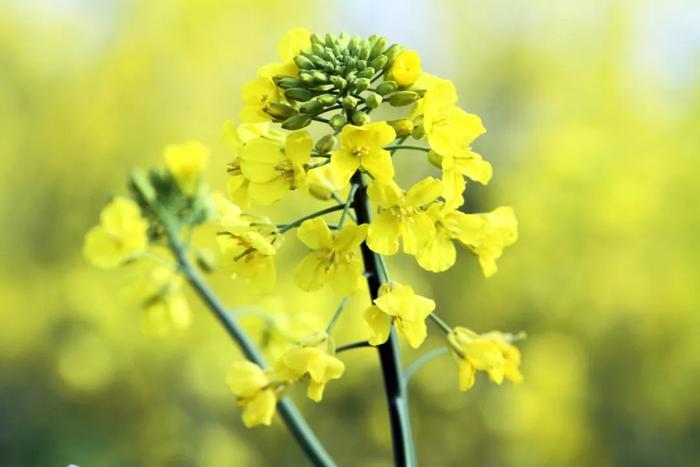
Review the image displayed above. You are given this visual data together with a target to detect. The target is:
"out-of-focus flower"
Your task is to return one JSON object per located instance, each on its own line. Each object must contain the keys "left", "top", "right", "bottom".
{"left": 276, "top": 332, "right": 344, "bottom": 401}
{"left": 364, "top": 282, "right": 435, "bottom": 348}
{"left": 83, "top": 197, "right": 149, "bottom": 268}
{"left": 164, "top": 141, "right": 209, "bottom": 195}
{"left": 366, "top": 177, "right": 442, "bottom": 256}
{"left": 227, "top": 361, "right": 278, "bottom": 428}
{"left": 294, "top": 218, "right": 367, "bottom": 296}
{"left": 330, "top": 122, "right": 396, "bottom": 185}
{"left": 447, "top": 327, "right": 522, "bottom": 391}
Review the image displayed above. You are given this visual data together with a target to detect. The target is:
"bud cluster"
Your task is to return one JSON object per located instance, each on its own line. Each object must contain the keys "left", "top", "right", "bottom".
{"left": 268, "top": 33, "right": 425, "bottom": 130}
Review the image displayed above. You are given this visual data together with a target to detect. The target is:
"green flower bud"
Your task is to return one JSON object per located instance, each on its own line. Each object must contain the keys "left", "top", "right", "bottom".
{"left": 358, "top": 42, "right": 371, "bottom": 60}
{"left": 376, "top": 80, "right": 398, "bottom": 96}
{"left": 427, "top": 150, "right": 443, "bottom": 169}
{"left": 294, "top": 55, "right": 314, "bottom": 69}
{"left": 325, "top": 33, "right": 337, "bottom": 48}
{"left": 312, "top": 71, "right": 329, "bottom": 83}
{"left": 317, "top": 94, "right": 338, "bottom": 106}
{"left": 300, "top": 72, "right": 315, "bottom": 84}
{"left": 388, "top": 119, "right": 414, "bottom": 137}
{"left": 329, "top": 114, "right": 347, "bottom": 130}
{"left": 348, "top": 36, "right": 360, "bottom": 55}
{"left": 369, "top": 37, "right": 388, "bottom": 60}
{"left": 281, "top": 114, "right": 312, "bottom": 130}
{"left": 358, "top": 67, "right": 375, "bottom": 79}
{"left": 356, "top": 59, "right": 367, "bottom": 71}
{"left": 129, "top": 169, "right": 157, "bottom": 205}
{"left": 351, "top": 110, "right": 371, "bottom": 125}
{"left": 369, "top": 54, "right": 388, "bottom": 70}
{"left": 273, "top": 75, "right": 300, "bottom": 87}
{"left": 383, "top": 44, "right": 403, "bottom": 66}
{"left": 310, "top": 55, "right": 329, "bottom": 69}
{"left": 264, "top": 102, "right": 298, "bottom": 120}
{"left": 310, "top": 33, "right": 324, "bottom": 47}
{"left": 354, "top": 78, "right": 370, "bottom": 92}
{"left": 365, "top": 92, "right": 383, "bottom": 109}
{"left": 415, "top": 88, "right": 427, "bottom": 97}
{"left": 285, "top": 88, "right": 315, "bottom": 102}
{"left": 342, "top": 95, "right": 358, "bottom": 110}
{"left": 314, "top": 134, "right": 337, "bottom": 155}
{"left": 300, "top": 100, "right": 324, "bottom": 114}
{"left": 388, "top": 91, "right": 420, "bottom": 106}
{"left": 312, "top": 43, "right": 325, "bottom": 56}
{"left": 331, "top": 76, "right": 347, "bottom": 90}
{"left": 412, "top": 121, "right": 426, "bottom": 139}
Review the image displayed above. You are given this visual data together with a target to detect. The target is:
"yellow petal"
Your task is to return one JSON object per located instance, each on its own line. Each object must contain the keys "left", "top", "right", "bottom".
{"left": 227, "top": 361, "right": 268, "bottom": 398}
{"left": 361, "top": 149, "right": 394, "bottom": 181}
{"left": 242, "top": 388, "right": 277, "bottom": 428}
{"left": 404, "top": 177, "right": 442, "bottom": 207}
{"left": 248, "top": 177, "right": 290, "bottom": 205}
{"left": 276, "top": 27, "right": 311, "bottom": 63}
{"left": 294, "top": 252, "right": 330, "bottom": 291}
{"left": 329, "top": 258, "right": 365, "bottom": 296}
{"left": 333, "top": 223, "right": 368, "bottom": 253}
{"left": 285, "top": 130, "right": 313, "bottom": 165}
{"left": 401, "top": 212, "right": 435, "bottom": 255}
{"left": 417, "top": 229, "right": 456, "bottom": 272}
{"left": 330, "top": 149, "right": 360, "bottom": 186}
{"left": 367, "top": 211, "right": 401, "bottom": 255}
{"left": 297, "top": 218, "right": 333, "bottom": 250}
{"left": 457, "top": 359, "right": 476, "bottom": 391}
{"left": 397, "top": 316, "right": 428, "bottom": 349}
{"left": 364, "top": 305, "right": 391, "bottom": 346}
{"left": 367, "top": 179, "right": 403, "bottom": 208}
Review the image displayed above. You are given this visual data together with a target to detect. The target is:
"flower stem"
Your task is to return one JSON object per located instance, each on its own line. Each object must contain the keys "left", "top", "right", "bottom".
{"left": 384, "top": 144, "right": 430, "bottom": 152}
{"left": 278, "top": 203, "right": 348, "bottom": 234}
{"left": 403, "top": 347, "right": 449, "bottom": 384}
{"left": 428, "top": 313, "right": 453, "bottom": 334}
{"left": 336, "top": 340, "right": 372, "bottom": 353}
{"left": 162, "top": 221, "right": 336, "bottom": 467}
{"left": 351, "top": 171, "right": 417, "bottom": 467}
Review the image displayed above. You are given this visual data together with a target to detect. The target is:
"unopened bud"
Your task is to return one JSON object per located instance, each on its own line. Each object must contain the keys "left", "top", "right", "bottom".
{"left": 294, "top": 55, "right": 314, "bottom": 69}
{"left": 329, "top": 114, "right": 347, "bottom": 130}
{"left": 412, "top": 117, "right": 426, "bottom": 139}
{"left": 388, "top": 119, "right": 414, "bottom": 137}
{"left": 376, "top": 80, "right": 398, "bottom": 96}
{"left": 388, "top": 91, "right": 419, "bottom": 106}
{"left": 427, "top": 150, "right": 444, "bottom": 169}
{"left": 369, "top": 37, "right": 388, "bottom": 60}
{"left": 274, "top": 76, "right": 303, "bottom": 89}
{"left": 383, "top": 44, "right": 403, "bottom": 66}
{"left": 312, "top": 71, "right": 329, "bottom": 83}
{"left": 285, "top": 88, "right": 314, "bottom": 102}
{"left": 354, "top": 78, "right": 370, "bottom": 92}
{"left": 317, "top": 94, "right": 338, "bottom": 106}
{"left": 300, "top": 72, "right": 315, "bottom": 84}
{"left": 264, "top": 102, "right": 298, "bottom": 120}
{"left": 342, "top": 95, "right": 358, "bottom": 110}
{"left": 300, "top": 100, "right": 324, "bottom": 114}
{"left": 129, "top": 169, "right": 156, "bottom": 205}
{"left": 314, "top": 134, "right": 337, "bottom": 155}
{"left": 351, "top": 111, "right": 371, "bottom": 125}
{"left": 281, "top": 114, "right": 312, "bottom": 130}
{"left": 358, "top": 67, "right": 375, "bottom": 79}
{"left": 369, "top": 54, "right": 388, "bottom": 71}
{"left": 356, "top": 59, "right": 367, "bottom": 71}
{"left": 331, "top": 76, "right": 347, "bottom": 90}
{"left": 365, "top": 92, "right": 383, "bottom": 109}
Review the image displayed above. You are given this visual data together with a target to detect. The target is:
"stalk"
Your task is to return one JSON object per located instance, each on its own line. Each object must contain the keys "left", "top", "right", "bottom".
{"left": 163, "top": 222, "right": 336, "bottom": 467}
{"left": 351, "top": 171, "right": 416, "bottom": 466}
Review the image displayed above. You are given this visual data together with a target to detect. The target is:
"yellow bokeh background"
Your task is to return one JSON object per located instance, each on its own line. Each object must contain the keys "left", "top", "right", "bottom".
{"left": 2, "top": 1, "right": 699, "bottom": 466}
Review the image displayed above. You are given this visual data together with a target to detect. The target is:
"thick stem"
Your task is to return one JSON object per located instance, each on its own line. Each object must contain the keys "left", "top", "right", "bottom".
{"left": 164, "top": 223, "right": 336, "bottom": 467}
{"left": 351, "top": 172, "right": 416, "bottom": 467}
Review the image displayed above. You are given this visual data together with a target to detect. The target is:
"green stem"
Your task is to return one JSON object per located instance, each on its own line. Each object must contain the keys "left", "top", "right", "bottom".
{"left": 351, "top": 171, "right": 417, "bottom": 466}
{"left": 336, "top": 340, "right": 372, "bottom": 353}
{"left": 325, "top": 297, "right": 350, "bottom": 334}
{"left": 428, "top": 313, "right": 453, "bottom": 334}
{"left": 384, "top": 144, "right": 429, "bottom": 152}
{"left": 162, "top": 221, "right": 336, "bottom": 467}
{"left": 403, "top": 347, "right": 449, "bottom": 384}
{"left": 278, "top": 204, "right": 348, "bottom": 234}
{"left": 338, "top": 185, "right": 358, "bottom": 228}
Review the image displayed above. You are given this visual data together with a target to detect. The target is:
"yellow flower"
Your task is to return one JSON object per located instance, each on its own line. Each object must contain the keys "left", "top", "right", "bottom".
{"left": 215, "top": 196, "right": 282, "bottom": 292}
{"left": 276, "top": 332, "right": 344, "bottom": 402}
{"left": 416, "top": 197, "right": 485, "bottom": 273}
{"left": 276, "top": 27, "right": 311, "bottom": 63}
{"left": 448, "top": 327, "right": 522, "bottom": 390}
{"left": 364, "top": 282, "right": 436, "bottom": 348}
{"left": 139, "top": 267, "right": 191, "bottom": 337}
{"left": 366, "top": 177, "right": 442, "bottom": 256}
{"left": 164, "top": 141, "right": 209, "bottom": 195}
{"left": 83, "top": 197, "right": 149, "bottom": 269}
{"left": 294, "top": 218, "right": 367, "bottom": 296}
{"left": 238, "top": 130, "right": 312, "bottom": 205}
{"left": 330, "top": 122, "right": 397, "bottom": 185}
{"left": 239, "top": 28, "right": 310, "bottom": 123}
{"left": 481, "top": 331, "right": 524, "bottom": 384}
{"left": 222, "top": 121, "right": 285, "bottom": 208}
{"left": 469, "top": 207, "right": 518, "bottom": 278}
{"left": 306, "top": 164, "right": 343, "bottom": 200}
{"left": 227, "top": 361, "right": 278, "bottom": 428}
{"left": 391, "top": 50, "right": 422, "bottom": 87}
{"left": 420, "top": 80, "right": 488, "bottom": 183}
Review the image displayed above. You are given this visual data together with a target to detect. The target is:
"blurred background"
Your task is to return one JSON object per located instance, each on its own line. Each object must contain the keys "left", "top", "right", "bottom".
{"left": 2, "top": 0, "right": 700, "bottom": 466}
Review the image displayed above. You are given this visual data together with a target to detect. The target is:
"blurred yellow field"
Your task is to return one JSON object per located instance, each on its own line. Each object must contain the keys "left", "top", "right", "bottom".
{"left": 1, "top": 1, "right": 699, "bottom": 466}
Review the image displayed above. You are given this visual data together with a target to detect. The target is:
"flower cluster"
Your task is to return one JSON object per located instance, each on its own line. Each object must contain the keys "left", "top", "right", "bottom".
{"left": 84, "top": 28, "right": 523, "bottom": 433}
